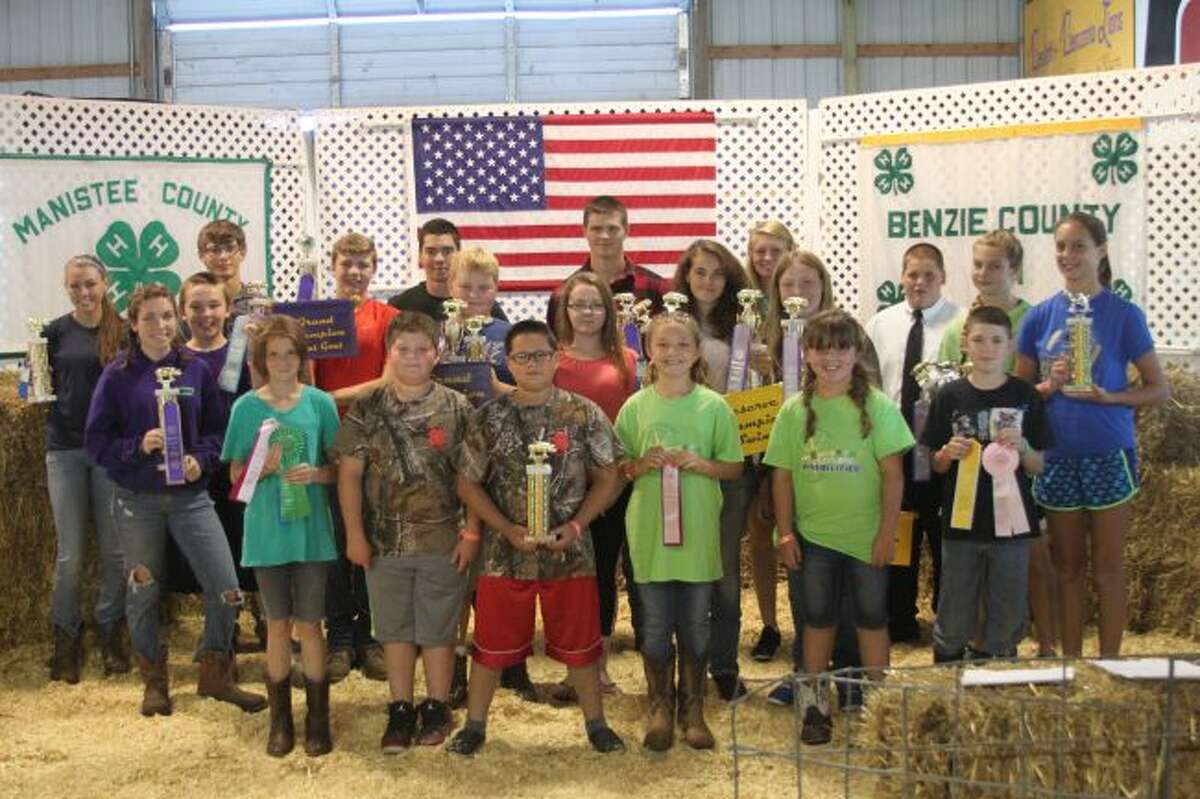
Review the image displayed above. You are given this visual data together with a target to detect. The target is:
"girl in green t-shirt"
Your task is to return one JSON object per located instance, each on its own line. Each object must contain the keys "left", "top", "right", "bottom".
{"left": 764, "top": 310, "right": 912, "bottom": 747}
{"left": 615, "top": 313, "right": 744, "bottom": 753}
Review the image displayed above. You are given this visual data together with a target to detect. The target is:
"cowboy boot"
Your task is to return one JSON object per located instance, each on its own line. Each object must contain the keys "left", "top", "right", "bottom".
{"left": 304, "top": 677, "right": 333, "bottom": 757}
{"left": 98, "top": 619, "right": 131, "bottom": 675}
{"left": 677, "top": 647, "right": 715, "bottom": 750}
{"left": 49, "top": 625, "right": 83, "bottom": 684}
{"left": 134, "top": 649, "right": 172, "bottom": 717}
{"left": 640, "top": 652, "right": 675, "bottom": 751}
{"left": 197, "top": 650, "right": 267, "bottom": 713}
{"left": 265, "top": 677, "right": 294, "bottom": 757}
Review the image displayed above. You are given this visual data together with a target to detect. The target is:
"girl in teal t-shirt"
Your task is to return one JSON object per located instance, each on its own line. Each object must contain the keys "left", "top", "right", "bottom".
{"left": 615, "top": 312, "right": 743, "bottom": 752}
{"left": 221, "top": 315, "right": 340, "bottom": 757}
{"left": 763, "top": 310, "right": 912, "bottom": 747}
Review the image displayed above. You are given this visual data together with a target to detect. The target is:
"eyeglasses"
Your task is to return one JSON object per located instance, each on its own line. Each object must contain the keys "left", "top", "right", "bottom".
{"left": 509, "top": 350, "right": 555, "bottom": 365}
{"left": 567, "top": 302, "right": 607, "bottom": 314}
{"left": 202, "top": 243, "right": 240, "bottom": 255}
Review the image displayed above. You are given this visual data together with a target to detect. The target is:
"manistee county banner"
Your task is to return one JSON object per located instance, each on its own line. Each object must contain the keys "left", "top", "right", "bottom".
{"left": 857, "top": 119, "right": 1146, "bottom": 316}
{"left": 0, "top": 155, "right": 270, "bottom": 353}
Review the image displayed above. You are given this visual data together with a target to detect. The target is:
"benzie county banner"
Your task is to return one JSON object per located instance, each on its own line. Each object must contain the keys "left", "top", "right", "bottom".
{"left": 0, "top": 155, "right": 271, "bottom": 354}
{"left": 857, "top": 118, "right": 1147, "bottom": 316}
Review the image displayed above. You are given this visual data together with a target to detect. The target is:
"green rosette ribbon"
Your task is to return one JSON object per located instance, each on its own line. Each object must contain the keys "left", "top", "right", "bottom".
{"left": 272, "top": 426, "right": 311, "bottom": 522}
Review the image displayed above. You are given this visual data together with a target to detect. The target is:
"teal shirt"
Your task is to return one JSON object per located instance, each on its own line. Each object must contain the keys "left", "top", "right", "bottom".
{"left": 764, "top": 389, "right": 914, "bottom": 563}
{"left": 615, "top": 384, "right": 743, "bottom": 583}
{"left": 221, "top": 385, "right": 340, "bottom": 567}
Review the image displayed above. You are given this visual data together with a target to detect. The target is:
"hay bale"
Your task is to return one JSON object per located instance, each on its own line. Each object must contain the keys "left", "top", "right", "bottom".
{"left": 1137, "top": 363, "right": 1200, "bottom": 470}
{"left": 856, "top": 661, "right": 1200, "bottom": 798}
{"left": 1127, "top": 466, "right": 1200, "bottom": 641}
{"left": 0, "top": 374, "right": 58, "bottom": 648}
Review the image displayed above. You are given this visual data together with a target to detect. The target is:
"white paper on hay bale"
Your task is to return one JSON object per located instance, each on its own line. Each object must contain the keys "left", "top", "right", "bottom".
{"left": 1092, "top": 657, "right": 1200, "bottom": 681}
{"left": 959, "top": 666, "right": 1075, "bottom": 688}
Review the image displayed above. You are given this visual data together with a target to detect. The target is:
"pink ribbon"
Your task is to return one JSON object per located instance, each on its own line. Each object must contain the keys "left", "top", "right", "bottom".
{"left": 981, "top": 443, "right": 1029, "bottom": 538}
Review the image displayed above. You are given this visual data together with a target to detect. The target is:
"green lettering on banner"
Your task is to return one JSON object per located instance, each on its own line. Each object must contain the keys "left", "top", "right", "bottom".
{"left": 998, "top": 206, "right": 1015, "bottom": 230}
{"left": 968, "top": 208, "right": 987, "bottom": 235}
{"left": 161, "top": 181, "right": 178, "bottom": 204}
{"left": 1102, "top": 203, "right": 1120, "bottom": 232}
{"left": 888, "top": 212, "right": 907, "bottom": 238}
{"left": 922, "top": 209, "right": 943, "bottom": 237}
{"left": 12, "top": 215, "right": 38, "bottom": 244}
{"left": 1018, "top": 205, "right": 1038, "bottom": 234}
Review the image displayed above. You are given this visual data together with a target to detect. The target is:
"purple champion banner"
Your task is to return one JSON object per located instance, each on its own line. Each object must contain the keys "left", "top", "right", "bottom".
{"left": 271, "top": 300, "right": 359, "bottom": 360}
{"left": 160, "top": 398, "right": 187, "bottom": 486}
{"left": 433, "top": 362, "right": 495, "bottom": 408}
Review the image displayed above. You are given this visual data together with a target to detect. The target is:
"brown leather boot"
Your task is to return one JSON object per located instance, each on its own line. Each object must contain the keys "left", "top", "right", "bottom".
{"left": 304, "top": 677, "right": 333, "bottom": 757}
{"left": 134, "top": 650, "right": 172, "bottom": 717}
{"left": 98, "top": 619, "right": 131, "bottom": 676}
{"left": 197, "top": 650, "right": 267, "bottom": 713}
{"left": 265, "top": 678, "right": 294, "bottom": 757}
{"left": 49, "top": 625, "right": 83, "bottom": 684}
{"left": 677, "top": 648, "right": 715, "bottom": 750}
{"left": 641, "top": 653, "right": 675, "bottom": 751}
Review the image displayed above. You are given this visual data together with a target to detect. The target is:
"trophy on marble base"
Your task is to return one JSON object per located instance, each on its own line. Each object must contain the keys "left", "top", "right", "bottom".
{"left": 464, "top": 315, "right": 490, "bottom": 363}
{"left": 525, "top": 440, "right": 558, "bottom": 546}
{"left": 441, "top": 299, "right": 467, "bottom": 357}
{"left": 727, "top": 288, "right": 764, "bottom": 392}
{"left": 24, "top": 318, "right": 56, "bottom": 404}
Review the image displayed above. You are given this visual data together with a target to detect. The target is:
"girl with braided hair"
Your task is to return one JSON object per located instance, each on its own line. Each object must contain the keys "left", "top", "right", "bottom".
{"left": 763, "top": 310, "right": 913, "bottom": 746}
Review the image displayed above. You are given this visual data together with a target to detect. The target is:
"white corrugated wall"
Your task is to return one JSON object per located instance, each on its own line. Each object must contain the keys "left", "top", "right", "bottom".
{"left": 0, "top": 0, "right": 134, "bottom": 98}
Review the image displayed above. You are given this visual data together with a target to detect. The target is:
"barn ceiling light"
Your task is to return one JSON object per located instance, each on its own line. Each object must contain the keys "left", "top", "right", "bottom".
{"left": 165, "top": 7, "right": 681, "bottom": 33}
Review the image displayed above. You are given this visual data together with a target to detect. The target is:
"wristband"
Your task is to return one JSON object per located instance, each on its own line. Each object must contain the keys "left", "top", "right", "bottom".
{"left": 566, "top": 519, "right": 583, "bottom": 541}
{"left": 776, "top": 534, "right": 796, "bottom": 546}
{"left": 459, "top": 529, "right": 480, "bottom": 543}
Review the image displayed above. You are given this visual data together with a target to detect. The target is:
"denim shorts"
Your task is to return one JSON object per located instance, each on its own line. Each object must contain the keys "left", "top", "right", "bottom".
{"left": 1034, "top": 448, "right": 1139, "bottom": 511}
{"left": 255, "top": 562, "right": 329, "bottom": 623}
{"left": 801, "top": 539, "right": 889, "bottom": 630}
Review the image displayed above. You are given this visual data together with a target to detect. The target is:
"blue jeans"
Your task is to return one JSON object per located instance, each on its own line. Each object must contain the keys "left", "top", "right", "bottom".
{"left": 46, "top": 449, "right": 125, "bottom": 633}
{"left": 786, "top": 567, "right": 861, "bottom": 670}
{"left": 802, "top": 539, "right": 889, "bottom": 630}
{"left": 639, "top": 581, "right": 714, "bottom": 664}
{"left": 112, "top": 487, "right": 240, "bottom": 662}
{"left": 710, "top": 472, "right": 750, "bottom": 676}
{"left": 934, "top": 538, "right": 1031, "bottom": 658}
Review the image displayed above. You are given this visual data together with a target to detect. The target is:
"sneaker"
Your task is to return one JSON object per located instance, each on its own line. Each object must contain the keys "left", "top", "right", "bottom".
{"left": 587, "top": 725, "right": 626, "bottom": 753}
{"left": 750, "top": 626, "right": 782, "bottom": 662}
{"left": 381, "top": 700, "right": 418, "bottom": 753}
{"left": 500, "top": 662, "right": 539, "bottom": 703}
{"left": 447, "top": 726, "right": 486, "bottom": 756}
{"left": 800, "top": 704, "right": 833, "bottom": 745}
{"left": 415, "top": 699, "right": 453, "bottom": 746}
{"left": 712, "top": 672, "right": 748, "bottom": 702}
{"left": 766, "top": 679, "right": 794, "bottom": 707}
{"left": 327, "top": 648, "right": 354, "bottom": 684}
{"left": 360, "top": 644, "right": 388, "bottom": 681}
{"left": 448, "top": 653, "right": 469, "bottom": 710}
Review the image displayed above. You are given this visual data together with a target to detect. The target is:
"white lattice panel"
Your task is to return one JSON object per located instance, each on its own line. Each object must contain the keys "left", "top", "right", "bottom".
{"left": 313, "top": 99, "right": 808, "bottom": 323}
{"left": 0, "top": 94, "right": 307, "bottom": 299}
{"left": 818, "top": 65, "right": 1200, "bottom": 350}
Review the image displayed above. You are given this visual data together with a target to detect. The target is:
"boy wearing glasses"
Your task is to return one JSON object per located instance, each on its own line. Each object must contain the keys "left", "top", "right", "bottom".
{"left": 197, "top": 220, "right": 256, "bottom": 320}
{"left": 448, "top": 320, "right": 625, "bottom": 756}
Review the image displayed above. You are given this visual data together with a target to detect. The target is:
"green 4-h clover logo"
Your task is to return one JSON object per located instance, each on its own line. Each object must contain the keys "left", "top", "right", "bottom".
{"left": 1091, "top": 133, "right": 1139, "bottom": 186}
{"left": 94, "top": 221, "right": 181, "bottom": 313}
{"left": 873, "top": 148, "right": 914, "bottom": 196}
{"left": 876, "top": 280, "right": 905, "bottom": 311}
{"left": 1112, "top": 278, "right": 1133, "bottom": 301}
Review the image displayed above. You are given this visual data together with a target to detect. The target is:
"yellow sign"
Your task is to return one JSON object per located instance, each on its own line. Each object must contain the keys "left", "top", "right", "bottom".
{"left": 724, "top": 383, "right": 784, "bottom": 457}
{"left": 1024, "top": 0, "right": 1135, "bottom": 77}
{"left": 892, "top": 511, "right": 915, "bottom": 567}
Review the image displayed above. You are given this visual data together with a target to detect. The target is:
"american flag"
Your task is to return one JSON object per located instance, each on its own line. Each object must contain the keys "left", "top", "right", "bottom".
{"left": 411, "top": 111, "right": 717, "bottom": 291}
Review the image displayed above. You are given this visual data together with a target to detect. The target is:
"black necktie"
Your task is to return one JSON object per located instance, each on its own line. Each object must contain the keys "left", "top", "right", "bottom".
{"left": 900, "top": 307, "right": 923, "bottom": 424}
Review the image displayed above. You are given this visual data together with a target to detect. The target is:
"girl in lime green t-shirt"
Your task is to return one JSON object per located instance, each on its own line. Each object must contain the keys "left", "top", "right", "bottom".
{"left": 763, "top": 310, "right": 912, "bottom": 747}
{"left": 615, "top": 313, "right": 743, "bottom": 752}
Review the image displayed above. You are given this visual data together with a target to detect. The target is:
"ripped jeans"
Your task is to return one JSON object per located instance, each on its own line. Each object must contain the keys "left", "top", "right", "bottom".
{"left": 112, "top": 487, "right": 240, "bottom": 662}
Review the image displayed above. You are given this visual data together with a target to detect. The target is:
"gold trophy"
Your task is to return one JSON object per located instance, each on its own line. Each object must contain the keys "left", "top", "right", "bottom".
{"left": 1065, "top": 293, "right": 1095, "bottom": 392}
{"left": 442, "top": 299, "right": 467, "bottom": 357}
{"left": 464, "top": 315, "right": 490, "bottom": 362}
{"left": 525, "top": 440, "right": 558, "bottom": 546}
{"left": 24, "top": 318, "right": 56, "bottom": 404}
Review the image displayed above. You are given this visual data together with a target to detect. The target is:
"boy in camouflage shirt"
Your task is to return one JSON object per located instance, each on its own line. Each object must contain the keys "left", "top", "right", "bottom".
{"left": 337, "top": 313, "right": 478, "bottom": 751}
{"left": 448, "top": 320, "right": 625, "bottom": 756}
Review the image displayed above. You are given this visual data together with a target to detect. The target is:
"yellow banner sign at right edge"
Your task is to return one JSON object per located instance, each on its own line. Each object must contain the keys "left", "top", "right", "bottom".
{"left": 1024, "top": 0, "right": 1135, "bottom": 78}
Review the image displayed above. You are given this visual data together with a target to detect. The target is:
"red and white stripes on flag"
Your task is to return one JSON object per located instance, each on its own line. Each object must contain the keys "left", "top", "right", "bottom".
{"left": 412, "top": 111, "right": 717, "bottom": 291}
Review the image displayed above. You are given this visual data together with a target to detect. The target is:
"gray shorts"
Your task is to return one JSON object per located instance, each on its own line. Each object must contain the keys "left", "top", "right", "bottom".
{"left": 366, "top": 553, "right": 468, "bottom": 646}
{"left": 254, "top": 562, "right": 329, "bottom": 623}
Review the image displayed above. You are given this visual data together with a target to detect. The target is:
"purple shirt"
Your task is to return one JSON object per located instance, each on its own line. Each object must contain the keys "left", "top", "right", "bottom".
{"left": 85, "top": 347, "right": 225, "bottom": 493}
{"left": 184, "top": 344, "right": 252, "bottom": 429}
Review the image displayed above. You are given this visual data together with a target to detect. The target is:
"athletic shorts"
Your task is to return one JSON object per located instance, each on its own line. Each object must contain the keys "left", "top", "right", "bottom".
{"left": 366, "top": 554, "right": 468, "bottom": 646}
{"left": 472, "top": 575, "right": 602, "bottom": 669}
{"left": 1033, "top": 448, "right": 1140, "bottom": 511}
